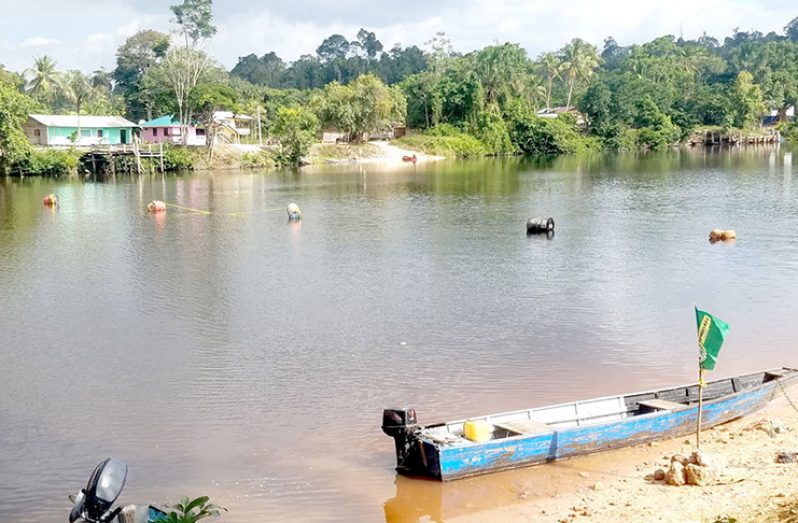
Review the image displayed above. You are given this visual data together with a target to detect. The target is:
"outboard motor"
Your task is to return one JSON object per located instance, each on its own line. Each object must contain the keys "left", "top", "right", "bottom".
{"left": 69, "top": 458, "right": 167, "bottom": 523}
{"left": 70, "top": 458, "right": 127, "bottom": 523}
{"left": 382, "top": 409, "right": 421, "bottom": 474}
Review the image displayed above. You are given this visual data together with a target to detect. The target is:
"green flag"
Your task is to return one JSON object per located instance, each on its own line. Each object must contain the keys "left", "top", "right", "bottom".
{"left": 695, "top": 307, "right": 730, "bottom": 370}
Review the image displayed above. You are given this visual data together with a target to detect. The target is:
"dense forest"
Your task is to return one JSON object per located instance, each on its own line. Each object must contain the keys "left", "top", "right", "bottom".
{"left": 2, "top": 0, "right": 798, "bottom": 173}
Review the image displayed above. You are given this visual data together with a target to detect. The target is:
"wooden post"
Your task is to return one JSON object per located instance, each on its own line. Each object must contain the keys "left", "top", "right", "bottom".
{"left": 696, "top": 368, "right": 705, "bottom": 449}
{"left": 159, "top": 142, "right": 165, "bottom": 173}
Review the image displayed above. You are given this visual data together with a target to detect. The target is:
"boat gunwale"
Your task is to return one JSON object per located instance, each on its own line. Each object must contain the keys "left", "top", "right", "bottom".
{"left": 419, "top": 367, "right": 797, "bottom": 447}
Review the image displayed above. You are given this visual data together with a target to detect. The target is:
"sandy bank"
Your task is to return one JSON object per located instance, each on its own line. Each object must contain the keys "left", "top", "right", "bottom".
{"left": 445, "top": 393, "right": 798, "bottom": 523}
{"left": 311, "top": 140, "right": 445, "bottom": 165}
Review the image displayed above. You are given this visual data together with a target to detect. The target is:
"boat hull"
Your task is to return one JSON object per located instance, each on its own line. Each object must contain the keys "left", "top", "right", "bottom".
{"left": 386, "top": 368, "right": 798, "bottom": 481}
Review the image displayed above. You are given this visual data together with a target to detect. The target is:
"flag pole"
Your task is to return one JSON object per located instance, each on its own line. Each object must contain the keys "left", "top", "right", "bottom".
{"left": 696, "top": 367, "right": 704, "bottom": 449}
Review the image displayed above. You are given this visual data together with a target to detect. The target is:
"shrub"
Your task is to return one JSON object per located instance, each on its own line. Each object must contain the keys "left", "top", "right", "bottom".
{"left": 509, "top": 114, "right": 592, "bottom": 156}
{"left": 240, "top": 150, "right": 275, "bottom": 168}
{"left": 157, "top": 496, "right": 226, "bottom": 523}
{"left": 162, "top": 144, "right": 197, "bottom": 171}
{"left": 13, "top": 148, "right": 80, "bottom": 176}
{"left": 780, "top": 121, "right": 798, "bottom": 142}
{"left": 468, "top": 110, "right": 515, "bottom": 155}
{"left": 396, "top": 131, "right": 487, "bottom": 158}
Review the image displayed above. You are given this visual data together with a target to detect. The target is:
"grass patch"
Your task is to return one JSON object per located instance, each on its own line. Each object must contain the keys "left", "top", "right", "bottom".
{"left": 395, "top": 133, "right": 487, "bottom": 158}
{"left": 309, "top": 143, "right": 384, "bottom": 163}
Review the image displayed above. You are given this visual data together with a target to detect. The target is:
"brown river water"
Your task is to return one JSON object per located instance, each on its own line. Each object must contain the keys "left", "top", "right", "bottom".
{"left": 1, "top": 147, "right": 797, "bottom": 522}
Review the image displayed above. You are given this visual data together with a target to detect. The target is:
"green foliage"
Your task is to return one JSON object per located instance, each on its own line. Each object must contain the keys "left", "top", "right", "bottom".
{"left": 13, "top": 148, "right": 80, "bottom": 176}
{"left": 781, "top": 121, "right": 798, "bottom": 142}
{"left": 157, "top": 496, "right": 226, "bottom": 523}
{"left": 634, "top": 97, "right": 682, "bottom": 149}
{"left": 731, "top": 71, "right": 766, "bottom": 128}
{"left": 113, "top": 30, "right": 171, "bottom": 120}
{"left": 509, "top": 111, "right": 596, "bottom": 156}
{"left": 162, "top": 144, "right": 197, "bottom": 170}
{"left": 231, "top": 52, "right": 285, "bottom": 86}
{"left": 271, "top": 106, "right": 319, "bottom": 166}
{"left": 396, "top": 129, "right": 487, "bottom": 158}
{"left": 560, "top": 38, "right": 602, "bottom": 108}
{"left": 599, "top": 124, "right": 639, "bottom": 152}
{"left": 240, "top": 150, "right": 275, "bottom": 168}
{"left": 0, "top": 81, "right": 36, "bottom": 174}
{"left": 313, "top": 74, "right": 405, "bottom": 141}
{"left": 170, "top": 0, "right": 217, "bottom": 47}
{"left": 468, "top": 109, "right": 514, "bottom": 155}
{"left": 23, "top": 55, "right": 61, "bottom": 104}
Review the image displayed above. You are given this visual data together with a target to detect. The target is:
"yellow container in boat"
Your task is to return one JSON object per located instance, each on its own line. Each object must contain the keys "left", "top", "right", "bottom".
{"left": 464, "top": 419, "right": 492, "bottom": 442}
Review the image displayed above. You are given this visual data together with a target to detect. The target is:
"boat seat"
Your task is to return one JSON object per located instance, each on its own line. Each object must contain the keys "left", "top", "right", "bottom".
{"left": 638, "top": 399, "right": 688, "bottom": 411}
{"left": 765, "top": 369, "right": 788, "bottom": 381}
{"left": 493, "top": 419, "right": 554, "bottom": 435}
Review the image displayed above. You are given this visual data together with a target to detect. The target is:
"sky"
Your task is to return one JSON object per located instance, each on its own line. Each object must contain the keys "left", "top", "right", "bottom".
{"left": 1, "top": 0, "right": 797, "bottom": 74}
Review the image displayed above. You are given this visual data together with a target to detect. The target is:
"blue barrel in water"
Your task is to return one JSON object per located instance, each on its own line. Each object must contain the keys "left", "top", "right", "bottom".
{"left": 526, "top": 217, "right": 555, "bottom": 234}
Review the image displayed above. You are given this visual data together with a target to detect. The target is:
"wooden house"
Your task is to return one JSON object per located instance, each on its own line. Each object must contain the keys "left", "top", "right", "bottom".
{"left": 140, "top": 115, "right": 206, "bottom": 146}
{"left": 24, "top": 114, "right": 138, "bottom": 146}
{"left": 212, "top": 111, "right": 253, "bottom": 144}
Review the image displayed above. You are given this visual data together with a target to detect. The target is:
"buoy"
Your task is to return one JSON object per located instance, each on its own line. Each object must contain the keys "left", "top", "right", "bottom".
{"left": 526, "top": 217, "right": 555, "bottom": 234}
{"left": 42, "top": 194, "right": 58, "bottom": 207}
{"left": 709, "top": 229, "right": 736, "bottom": 242}
{"left": 147, "top": 200, "right": 166, "bottom": 213}
{"left": 287, "top": 203, "right": 302, "bottom": 221}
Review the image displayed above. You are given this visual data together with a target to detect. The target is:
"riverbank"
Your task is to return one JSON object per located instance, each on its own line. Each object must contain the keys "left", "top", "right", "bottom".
{"left": 449, "top": 393, "right": 798, "bottom": 523}
{"left": 308, "top": 140, "right": 445, "bottom": 165}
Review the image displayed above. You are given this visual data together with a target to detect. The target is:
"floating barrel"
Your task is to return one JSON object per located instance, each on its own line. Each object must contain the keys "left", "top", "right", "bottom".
{"left": 42, "top": 194, "right": 58, "bottom": 207}
{"left": 147, "top": 200, "right": 166, "bottom": 213}
{"left": 709, "top": 229, "right": 736, "bottom": 242}
{"left": 527, "top": 217, "right": 555, "bottom": 234}
{"left": 287, "top": 203, "right": 302, "bottom": 221}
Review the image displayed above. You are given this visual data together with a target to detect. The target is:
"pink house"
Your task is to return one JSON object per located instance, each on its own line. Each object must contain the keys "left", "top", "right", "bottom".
{"left": 140, "top": 115, "right": 206, "bottom": 146}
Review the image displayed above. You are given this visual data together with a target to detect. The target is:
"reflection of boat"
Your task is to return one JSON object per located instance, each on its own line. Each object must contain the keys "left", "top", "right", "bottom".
{"left": 383, "top": 368, "right": 798, "bottom": 481}
{"left": 383, "top": 472, "right": 546, "bottom": 523}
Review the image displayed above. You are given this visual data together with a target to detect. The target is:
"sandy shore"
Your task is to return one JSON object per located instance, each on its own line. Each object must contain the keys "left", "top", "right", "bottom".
{"left": 367, "top": 140, "right": 445, "bottom": 163}
{"left": 445, "top": 393, "right": 798, "bottom": 523}
{"left": 315, "top": 140, "right": 445, "bottom": 165}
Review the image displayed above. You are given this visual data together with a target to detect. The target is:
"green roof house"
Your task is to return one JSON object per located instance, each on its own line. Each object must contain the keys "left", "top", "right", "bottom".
{"left": 24, "top": 114, "right": 138, "bottom": 146}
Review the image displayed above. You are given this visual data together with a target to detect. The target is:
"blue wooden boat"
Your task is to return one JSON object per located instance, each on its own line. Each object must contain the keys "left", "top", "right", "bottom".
{"left": 382, "top": 367, "right": 798, "bottom": 481}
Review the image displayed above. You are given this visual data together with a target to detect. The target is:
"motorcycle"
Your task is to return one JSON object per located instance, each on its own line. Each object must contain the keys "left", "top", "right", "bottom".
{"left": 68, "top": 457, "right": 168, "bottom": 523}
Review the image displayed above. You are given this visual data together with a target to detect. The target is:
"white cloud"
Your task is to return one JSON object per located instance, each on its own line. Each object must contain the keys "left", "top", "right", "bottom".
{"left": 21, "top": 36, "right": 60, "bottom": 47}
{"left": 1, "top": 0, "right": 797, "bottom": 72}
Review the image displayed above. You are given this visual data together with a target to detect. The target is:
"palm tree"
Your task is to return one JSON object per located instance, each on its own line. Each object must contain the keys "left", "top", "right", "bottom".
{"left": 560, "top": 39, "right": 601, "bottom": 109}
{"left": 23, "top": 55, "right": 61, "bottom": 99}
{"left": 62, "top": 71, "right": 95, "bottom": 145}
{"left": 535, "top": 52, "right": 563, "bottom": 109}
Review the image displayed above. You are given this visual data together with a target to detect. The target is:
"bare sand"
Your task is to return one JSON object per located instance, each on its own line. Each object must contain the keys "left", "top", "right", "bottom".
{"left": 313, "top": 140, "right": 444, "bottom": 165}
{"left": 366, "top": 140, "right": 445, "bottom": 163}
{"left": 446, "top": 394, "right": 798, "bottom": 523}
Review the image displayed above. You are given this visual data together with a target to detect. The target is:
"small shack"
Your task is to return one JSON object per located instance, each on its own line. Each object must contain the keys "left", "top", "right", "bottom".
{"left": 140, "top": 115, "right": 206, "bottom": 146}
{"left": 24, "top": 114, "right": 138, "bottom": 146}
{"left": 536, "top": 106, "right": 588, "bottom": 128}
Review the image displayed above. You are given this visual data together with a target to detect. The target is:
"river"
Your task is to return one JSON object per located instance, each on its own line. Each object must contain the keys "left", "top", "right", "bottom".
{"left": 1, "top": 146, "right": 797, "bottom": 522}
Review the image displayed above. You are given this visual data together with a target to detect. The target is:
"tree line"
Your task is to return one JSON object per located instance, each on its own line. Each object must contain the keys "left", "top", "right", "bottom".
{"left": 2, "top": 0, "right": 798, "bottom": 173}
